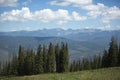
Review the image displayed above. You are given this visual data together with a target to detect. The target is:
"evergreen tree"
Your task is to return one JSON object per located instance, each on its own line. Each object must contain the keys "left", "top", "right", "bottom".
{"left": 102, "top": 50, "right": 109, "bottom": 67}
{"left": 65, "top": 43, "right": 69, "bottom": 71}
{"left": 70, "top": 62, "right": 73, "bottom": 72}
{"left": 2, "top": 61, "right": 9, "bottom": 75}
{"left": 18, "top": 45, "right": 25, "bottom": 75}
{"left": 118, "top": 44, "right": 120, "bottom": 66}
{"left": 7, "top": 61, "right": 12, "bottom": 75}
{"left": 24, "top": 49, "right": 35, "bottom": 75}
{"left": 55, "top": 43, "right": 60, "bottom": 72}
{"left": 59, "top": 43, "right": 69, "bottom": 72}
{"left": 43, "top": 45, "right": 47, "bottom": 73}
{"left": 47, "top": 43, "right": 56, "bottom": 73}
{"left": 35, "top": 44, "right": 43, "bottom": 74}
{"left": 11, "top": 54, "right": 18, "bottom": 75}
{"left": 108, "top": 37, "right": 118, "bottom": 67}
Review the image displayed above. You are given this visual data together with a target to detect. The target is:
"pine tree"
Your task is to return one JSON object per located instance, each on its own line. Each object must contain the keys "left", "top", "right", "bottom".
{"left": 31, "top": 49, "right": 35, "bottom": 74}
{"left": 47, "top": 43, "right": 56, "bottom": 73}
{"left": 65, "top": 43, "right": 69, "bottom": 71}
{"left": 55, "top": 43, "right": 60, "bottom": 73}
{"left": 102, "top": 50, "right": 109, "bottom": 67}
{"left": 24, "top": 49, "right": 35, "bottom": 75}
{"left": 108, "top": 37, "right": 118, "bottom": 67}
{"left": 118, "top": 44, "right": 120, "bottom": 66}
{"left": 7, "top": 61, "right": 12, "bottom": 75}
{"left": 2, "top": 61, "right": 8, "bottom": 75}
{"left": 18, "top": 45, "right": 25, "bottom": 75}
{"left": 11, "top": 54, "right": 18, "bottom": 75}
{"left": 43, "top": 45, "right": 47, "bottom": 73}
{"left": 35, "top": 44, "right": 43, "bottom": 74}
{"left": 59, "top": 43, "right": 69, "bottom": 72}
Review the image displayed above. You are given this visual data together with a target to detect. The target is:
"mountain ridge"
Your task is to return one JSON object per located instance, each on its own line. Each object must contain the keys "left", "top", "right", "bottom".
{"left": 0, "top": 28, "right": 120, "bottom": 61}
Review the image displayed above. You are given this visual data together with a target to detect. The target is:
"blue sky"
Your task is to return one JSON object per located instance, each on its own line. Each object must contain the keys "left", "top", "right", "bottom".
{"left": 0, "top": 0, "right": 120, "bottom": 32}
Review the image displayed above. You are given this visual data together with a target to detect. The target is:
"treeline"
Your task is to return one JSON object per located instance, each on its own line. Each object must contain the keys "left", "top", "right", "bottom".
{"left": 0, "top": 42, "right": 69, "bottom": 75}
{"left": 70, "top": 37, "right": 120, "bottom": 72}
{"left": 0, "top": 37, "right": 120, "bottom": 76}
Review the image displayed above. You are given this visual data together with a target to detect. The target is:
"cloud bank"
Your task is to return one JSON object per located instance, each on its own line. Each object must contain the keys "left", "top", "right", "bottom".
{"left": 49, "top": 0, "right": 120, "bottom": 23}
{"left": 0, "top": 7, "right": 86, "bottom": 24}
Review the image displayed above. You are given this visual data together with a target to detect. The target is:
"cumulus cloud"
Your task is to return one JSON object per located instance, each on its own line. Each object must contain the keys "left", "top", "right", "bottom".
{"left": 80, "top": 3, "right": 120, "bottom": 23}
{"left": 50, "top": 0, "right": 92, "bottom": 6}
{"left": 102, "top": 6, "right": 120, "bottom": 23}
{"left": 72, "top": 11, "right": 87, "bottom": 21}
{"left": 0, "top": 7, "right": 86, "bottom": 24}
{"left": 0, "top": 7, "right": 32, "bottom": 21}
{"left": 49, "top": 0, "right": 120, "bottom": 23}
{"left": 0, "top": 0, "right": 18, "bottom": 7}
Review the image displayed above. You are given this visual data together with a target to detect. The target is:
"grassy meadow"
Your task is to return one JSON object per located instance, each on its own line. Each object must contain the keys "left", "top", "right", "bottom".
{"left": 0, "top": 67, "right": 120, "bottom": 80}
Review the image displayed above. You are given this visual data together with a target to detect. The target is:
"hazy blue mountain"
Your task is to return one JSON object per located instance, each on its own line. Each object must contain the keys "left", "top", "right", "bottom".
{"left": 0, "top": 29, "right": 120, "bottom": 61}
{"left": 0, "top": 28, "right": 120, "bottom": 41}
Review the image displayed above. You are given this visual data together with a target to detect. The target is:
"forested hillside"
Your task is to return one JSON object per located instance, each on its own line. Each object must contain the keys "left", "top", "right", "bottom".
{"left": 0, "top": 37, "right": 120, "bottom": 76}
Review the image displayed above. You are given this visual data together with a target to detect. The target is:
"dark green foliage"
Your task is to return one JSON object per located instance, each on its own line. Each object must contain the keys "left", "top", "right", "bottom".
{"left": 92, "top": 54, "right": 102, "bottom": 69}
{"left": 24, "top": 49, "right": 35, "bottom": 75}
{"left": 70, "top": 36, "right": 120, "bottom": 72}
{"left": 102, "top": 50, "right": 109, "bottom": 67}
{"left": 18, "top": 45, "right": 25, "bottom": 75}
{"left": 59, "top": 43, "right": 69, "bottom": 72}
{"left": 35, "top": 44, "right": 43, "bottom": 74}
{"left": 43, "top": 45, "right": 47, "bottom": 73}
{"left": 108, "top": 37, "right": 119, "bottom": 67}
{"left": 47, "top": 43, "right": 56, "bottom": 73}
{"left": 10, "top": 54, "right": 18, "bottom": 75}
{"left": 55, "top": 44, "right": 60, "bottom": 73}
{"left": 0, "top": 42, "right": 70, "bottom": 76}
{"left": 118, "top": 44, "right": 120, "bottom": 66}
{"left": 1, "top": 36, "right": 120, "bottom": 76}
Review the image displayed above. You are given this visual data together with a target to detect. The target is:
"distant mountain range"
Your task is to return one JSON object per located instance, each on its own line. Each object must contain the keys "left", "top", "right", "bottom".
{"left": 0, "top": 28, "right": 120, "bottom": 61}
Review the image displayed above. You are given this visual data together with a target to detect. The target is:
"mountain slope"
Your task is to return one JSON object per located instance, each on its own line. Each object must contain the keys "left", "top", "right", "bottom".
{"left": 0, "top": 36, "right": 106, "bottom": 61}
{"left": 0, "top": 29, "right": 120, "bottom": 61}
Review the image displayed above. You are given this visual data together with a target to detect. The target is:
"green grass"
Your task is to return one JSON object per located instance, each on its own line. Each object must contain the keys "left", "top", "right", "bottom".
{"left": 0, "top": 67, "right": 120, "bottom": 80}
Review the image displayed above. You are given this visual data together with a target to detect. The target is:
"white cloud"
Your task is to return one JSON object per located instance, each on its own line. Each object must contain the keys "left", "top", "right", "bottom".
{"left": 49, "top": 0, "right": 120, "bottom": 23}
{"left": 0, "top": 0, "right": 18, "bottom": 7}
{"left": 72, "top": 11, "right": 87, "bottom": 21}
{"left": 49, "top": 0, "right": 92, "bottom": 6}
{"left": 34, "top": 9, "right": 55, "bottom": 23}
{"left": 0, "top": 7, "right": 86, "bottom": 24}
{"left": 102, "top": 6, "right": 120, "bottom": 23}
{"left": 81, "top": 3, "right": 120, "bottom": 23}
{"left": 0, "top": 7, "right": 32, "bottom": 21}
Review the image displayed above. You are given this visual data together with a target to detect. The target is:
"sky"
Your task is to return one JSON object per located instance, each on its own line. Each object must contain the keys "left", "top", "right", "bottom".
{"left": 0, "top": 0, "right": 120, "bottom": 32}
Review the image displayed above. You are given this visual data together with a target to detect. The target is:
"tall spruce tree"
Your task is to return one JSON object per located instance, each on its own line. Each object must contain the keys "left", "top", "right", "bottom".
{"left": 47, "top": 43, "right": 56, "bottom": 73}
{"left": 11, "top": 54, "right": 18, "bottom": 75}
{"left": 102, "top": 50, "right": 109, "bottom": 67}
{"left": 18, "top": 45, "right": 25, "bottom": 75}
{"left": 108, "top": 37, "right": 118, "bottom": 67}
{"left": 55, "top": 43, "right": 60, "bottom": 73}
{"left": 24, "top": 49, "right": 35, "bottom": 75}
{"left": 118, "top": 44, "right": 120, "bottom": 66}
{"left": 59, "top": 43, "right": 69, "bottom": 72}
{"left": 43, "top": 45, "right": 47, "bottom": 73}
{"left": 35, "top": 44, "right": 43, "bottom": 74}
